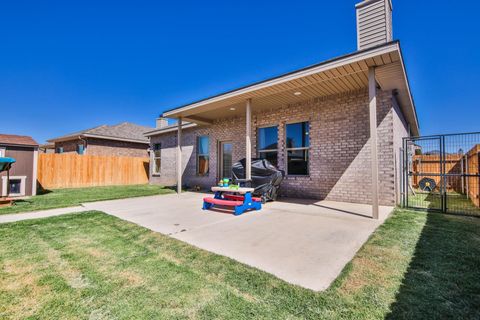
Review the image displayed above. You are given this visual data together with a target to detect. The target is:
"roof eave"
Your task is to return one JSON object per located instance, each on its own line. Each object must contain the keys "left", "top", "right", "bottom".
{"left": 162, "top": 41, "right": 402, "bottom": 118}
{"left": 0, "top": 142, "right": 39, "bottom": 148}
{"left": 396, "top": 45, "right": 420, "bottom": 136}
{"left": 144, "top": 123, "right": 198, "bottom": 137}
{"left": 48, "top": 134, "right": 149, "bottom": 144}
{"left": 160, "top": 40, "right": 419, "bottom": 136}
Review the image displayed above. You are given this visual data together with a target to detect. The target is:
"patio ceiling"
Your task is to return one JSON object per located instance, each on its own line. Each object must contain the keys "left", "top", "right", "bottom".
{"left": 163, "top": 41, "right": 419, "bottom": 136}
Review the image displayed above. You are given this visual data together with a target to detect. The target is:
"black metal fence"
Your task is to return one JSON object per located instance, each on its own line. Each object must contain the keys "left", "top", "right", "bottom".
{"left": 402, "top": 132, "right": 480, "bottom": 216}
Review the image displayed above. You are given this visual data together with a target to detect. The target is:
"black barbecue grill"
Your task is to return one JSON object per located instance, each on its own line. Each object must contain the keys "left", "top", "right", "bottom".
{"left": 232, "top": 158, "right": 284, "bottom": 203}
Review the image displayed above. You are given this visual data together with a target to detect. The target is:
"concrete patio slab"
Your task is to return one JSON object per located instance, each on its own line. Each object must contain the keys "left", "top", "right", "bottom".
{"left": 82, "top": 193, "right": 239, "bottom": 235}
{"left": 83, "top": 192, "right": 393, "bottom": 291}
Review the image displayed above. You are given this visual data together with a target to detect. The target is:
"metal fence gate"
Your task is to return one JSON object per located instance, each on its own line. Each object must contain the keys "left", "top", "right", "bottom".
{"left": 402, "top": 132, "right": 480, "bottom": 216}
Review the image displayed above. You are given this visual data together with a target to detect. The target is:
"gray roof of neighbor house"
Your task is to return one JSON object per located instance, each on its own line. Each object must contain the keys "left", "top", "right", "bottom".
{"left": 48, "top": 122, "right": 154, "bottom": 144}
{"left": 0, "top": 134, "right": 39, "bottom": 147}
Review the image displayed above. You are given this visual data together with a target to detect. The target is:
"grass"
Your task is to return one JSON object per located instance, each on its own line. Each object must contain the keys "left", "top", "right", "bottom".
{"left": 0, "top": 185, "right": 174, "bottom": 215}
{"left": 1, "top": 209, "right": 480, "bottom": 319}
{"left": 407, "top": 189, "right": 480, "bottom": 216}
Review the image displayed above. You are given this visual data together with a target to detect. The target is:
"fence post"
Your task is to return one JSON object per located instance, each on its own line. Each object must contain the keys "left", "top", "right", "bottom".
{"left": 441, "top": 136, "right": 447, "bottom": 213}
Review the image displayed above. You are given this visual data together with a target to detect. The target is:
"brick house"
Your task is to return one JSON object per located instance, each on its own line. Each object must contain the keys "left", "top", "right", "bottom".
{"left": 0, "top": 134, "right": 39, "bottom": 197}
{"left": 145, "top": 0, "right": 419, "bottom": 217}
{"left": 48, "top": 122, "right": 153, "bottom": 157}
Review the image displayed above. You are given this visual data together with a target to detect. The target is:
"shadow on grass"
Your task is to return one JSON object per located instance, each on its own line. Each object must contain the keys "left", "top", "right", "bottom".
{"left": 36, "top": 188, "right": 52, "bottom": 195}
{"left": 386, "top": 213, "right": 480, "bottom": 319}
{"left": 408, "top": 190, "right": 480, "bottom": 217}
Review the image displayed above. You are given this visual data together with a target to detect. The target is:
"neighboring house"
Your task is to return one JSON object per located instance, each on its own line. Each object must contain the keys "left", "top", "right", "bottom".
{"left": 48, "top": 122, "right": 153, "bottom": 157}
{"left": 0, "top": 134, "right": 39, "bottom": 197}
{"left": 39, "top": 143, "right": 55, "bottom": 154}
{"left": 145, "top": 0, "right": 419, "bottom": 215}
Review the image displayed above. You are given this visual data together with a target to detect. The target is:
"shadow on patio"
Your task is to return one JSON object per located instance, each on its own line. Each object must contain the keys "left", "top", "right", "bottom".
{"left": 386, "top": 212, "right": 480, "bottom": 319}
{"left": 272, "top": 197, "right": 393, "bottom": 220}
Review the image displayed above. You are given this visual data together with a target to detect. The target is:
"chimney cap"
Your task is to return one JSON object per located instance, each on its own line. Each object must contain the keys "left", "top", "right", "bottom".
{"left": 156, "top": 117, "right": 169, "bottom": 129}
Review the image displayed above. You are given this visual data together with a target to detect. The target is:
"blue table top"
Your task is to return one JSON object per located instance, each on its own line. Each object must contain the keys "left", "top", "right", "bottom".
{"left": 0, "top": 157, "right": 16, "bottom": 172}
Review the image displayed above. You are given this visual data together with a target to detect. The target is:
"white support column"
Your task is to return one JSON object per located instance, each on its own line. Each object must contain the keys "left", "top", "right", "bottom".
{"left": 369, "top": 67, "right": 379, "bottom": 219}
{"left": 177, "top": 117, "right": 182, "bottom": 194}
{"left": 246, "top": 99, "right": 252, "bottom": 181}
{"left": 32, "top": 147, "right": 38, "bottom": 196}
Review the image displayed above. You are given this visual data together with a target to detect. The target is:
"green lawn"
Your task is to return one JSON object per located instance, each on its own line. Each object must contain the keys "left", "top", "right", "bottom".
{"left": 0, "top": 185, "right": 174, "bottom": 215}
{"left": 407, "top": 189, "right": 480, "bottom": 216}
{"left": 1, "top": 209, "right": 479, "bottom": 319}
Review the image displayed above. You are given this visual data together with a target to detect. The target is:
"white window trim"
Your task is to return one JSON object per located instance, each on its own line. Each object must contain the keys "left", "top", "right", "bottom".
{"left": 0, "top": 148, "right": 5, "bottom": 157}
{"left": 2, "top": 175, "right": 27, "bottom": 197}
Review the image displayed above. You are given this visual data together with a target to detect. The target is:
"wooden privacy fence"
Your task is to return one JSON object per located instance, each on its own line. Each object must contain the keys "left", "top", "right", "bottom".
{"left": 412, "top": 144, "right": 480, "bottom": 207}
{"left": 38, "top": 154, "right": 149, "bottom": 189}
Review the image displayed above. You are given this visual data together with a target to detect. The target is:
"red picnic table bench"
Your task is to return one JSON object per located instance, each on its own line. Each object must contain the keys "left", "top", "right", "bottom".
{"left": 203, "top": 186, "right": 262, "bottom": 216}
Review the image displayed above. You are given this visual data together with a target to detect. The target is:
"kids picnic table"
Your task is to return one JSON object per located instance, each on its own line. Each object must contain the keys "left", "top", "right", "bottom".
{"left": 202, "top": 186, "right": 262, "bottom": 215}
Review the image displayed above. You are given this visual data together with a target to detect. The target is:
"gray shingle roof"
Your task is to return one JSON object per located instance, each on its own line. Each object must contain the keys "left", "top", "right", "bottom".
{"left": 0, "top": 133, "right": 39, "bottom": 146}
{"left": 48, "top": 122, "right": 153, "bottom": 143}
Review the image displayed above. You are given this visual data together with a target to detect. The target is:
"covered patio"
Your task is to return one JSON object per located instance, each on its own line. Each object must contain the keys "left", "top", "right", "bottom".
{"left": 83, "top": 192, "right": 393, "bottom": 291}
{"left": 162, "top": 41, "right": 418, "bottom": 219}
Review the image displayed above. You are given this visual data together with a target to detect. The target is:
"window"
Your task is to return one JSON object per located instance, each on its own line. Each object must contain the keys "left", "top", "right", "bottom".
{"left": 197, "top": 136, "right": 209, "bottom": 175}
{"left": 153, "top": 143, "right": 161, "bottom": 175}
{"left": 9, "top": 179, "right": 21, "bottom": 194}
{"left": 0, "top": 148, "right": 5, "bottom": 157}
{"left": 1, "top": 176, "right": 26, "bottom": 197}
{"left": 77, "top": 144, "right": 85, "bottom": 155}
{"left": 286, "top": 122, "right": 309, "bottom": 175}
{"left": 56, "top": 147, "right": 64, "bottom": 154}
{"left": 258, "top": 126, "right": 278, "bottom": 166}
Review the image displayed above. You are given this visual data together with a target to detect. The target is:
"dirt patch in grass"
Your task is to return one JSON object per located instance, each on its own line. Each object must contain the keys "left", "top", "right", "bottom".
{"left": 340, "top": 245, "right": 407, "bottom": 295}
{"left": 0, "top": 260, "right": 48, "bottom": 318}
{"left": 117, "top": 270, "right": 144, "bottom": 287}
{"left": 46, "top": 247, "right": 89, "bottom": 289}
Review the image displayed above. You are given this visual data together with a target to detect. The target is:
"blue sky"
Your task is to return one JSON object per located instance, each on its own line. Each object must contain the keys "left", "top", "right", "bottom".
{"left": 1, "top": 0, "right": 479, "bottom": 143}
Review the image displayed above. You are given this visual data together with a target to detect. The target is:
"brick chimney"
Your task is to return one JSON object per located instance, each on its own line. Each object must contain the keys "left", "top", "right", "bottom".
{"left": 156, "top": 117, "right": 169, "bottom": 129}
{"left": 356, "top": 0, "right": 393, "bottom": 50}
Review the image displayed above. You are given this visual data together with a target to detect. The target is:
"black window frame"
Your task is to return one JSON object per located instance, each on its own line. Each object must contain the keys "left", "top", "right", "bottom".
{"left": 257, "top": 126, "right": 279, "bottom": 166}
{"left": 285, "top": 121, "right": 310, "bottom": 176}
